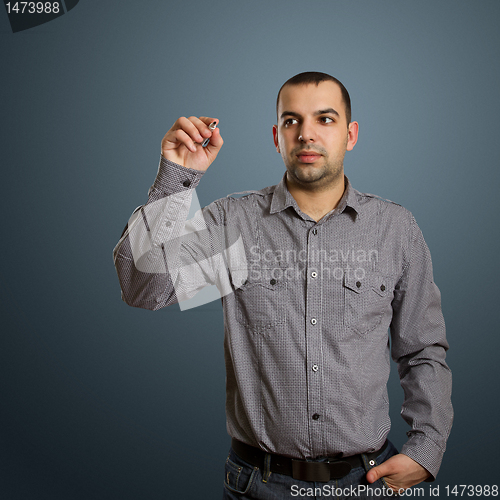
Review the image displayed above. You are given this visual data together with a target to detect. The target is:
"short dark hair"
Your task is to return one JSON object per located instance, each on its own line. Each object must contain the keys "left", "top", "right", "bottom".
{"left": 276, "top": 72, "right": 351, "bottom": 125}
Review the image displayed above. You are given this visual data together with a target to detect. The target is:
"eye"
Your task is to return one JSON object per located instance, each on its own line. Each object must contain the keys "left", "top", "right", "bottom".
{"left": 320, "top": 116, "right": 334, "bottom": 124}
{"left": 284, "top": 118, "right": 298, "bottom": 127}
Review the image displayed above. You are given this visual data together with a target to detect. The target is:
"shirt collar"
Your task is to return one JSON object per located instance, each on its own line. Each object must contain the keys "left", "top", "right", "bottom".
{"left": 270, "top": 173, "right": 361, "bottom": 219}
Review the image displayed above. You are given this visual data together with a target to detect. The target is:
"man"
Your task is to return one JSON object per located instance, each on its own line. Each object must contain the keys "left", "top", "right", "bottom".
{"left": 114, "top": 72, "right": 452, "bottom": 499}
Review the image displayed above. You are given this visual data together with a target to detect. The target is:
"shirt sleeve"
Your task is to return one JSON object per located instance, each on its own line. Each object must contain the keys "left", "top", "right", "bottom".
{"left": 389, "top": 214, "right": 453, "bottom": 480}
{"left": 113, "top": 156, "right": 234, "bottom": 310}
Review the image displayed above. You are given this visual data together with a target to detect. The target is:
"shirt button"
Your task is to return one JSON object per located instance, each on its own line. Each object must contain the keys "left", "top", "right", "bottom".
{"left": 312, "top": 229, "right": 318, "bottom": 235}
{"left": 310, "top": 318, "right": 317, "bottom": 325}
{"left": 356, "top": 281, "right": 361, "bottom": 288}
{"left": 183, "top": 180, "right": 191, "bottom": 187}
{"left": 165, "top": 221, "right": 172, "bottom": 227}
{"left": 311, "top": 271, "right": 318, "bottom": 278}
{"left": 380, "top": 284, "right": 386, "bottom": 291}
{"left": 312, "top": 413, "right": 320, "bottom": 420}
{"left": 312, "top": 364, "right": 319, "bottom": 372}
{"left": 270, "top": 279, "right": 277, "bottom": 285}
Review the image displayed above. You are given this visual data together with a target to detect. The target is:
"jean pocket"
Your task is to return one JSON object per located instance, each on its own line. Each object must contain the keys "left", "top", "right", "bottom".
{"left": 374, "top": 441, "right": 400, "bottom": 496}
{"left": 224, "top": 454, "right": 257, "bottom": 495}
{"left": 380, "top": 476, "right": 399, "bottom": 496}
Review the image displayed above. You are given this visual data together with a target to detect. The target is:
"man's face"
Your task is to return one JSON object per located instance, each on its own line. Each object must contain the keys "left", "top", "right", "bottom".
{"left": 273, "top": 81, "right": 358, "bottom": 191}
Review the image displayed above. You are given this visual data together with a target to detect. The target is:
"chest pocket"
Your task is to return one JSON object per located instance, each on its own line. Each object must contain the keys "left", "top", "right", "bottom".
{"left": 233, "top": 268, "right": 287, "bottom": 333}
{"left": 343, "top": 271, "right": 392, "bottom": 335}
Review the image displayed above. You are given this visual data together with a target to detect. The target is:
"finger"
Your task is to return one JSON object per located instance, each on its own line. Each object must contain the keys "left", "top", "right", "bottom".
{"left": 199, "top": 116, "right": 218, "bottom": 127}
{"left": 176, "top": 116, "right": 205, "bottom": 144}
{"left": 204, "top": 127, "right": 223, "bottom": 150}
{"left": 366, "top": 463, "right": 391, "bottom": 484}
{"left": 199, "top": 116, "right": 220, "bottom": 141}
{"left": 166, "top": 128, "right": 197, "bottom": 153}
{"left": 189, "top": 116, "right": 218, "bottom": 139}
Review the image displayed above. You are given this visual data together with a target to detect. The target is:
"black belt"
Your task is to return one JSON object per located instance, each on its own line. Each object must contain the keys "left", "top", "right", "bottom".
{"left": 231, "top": 438, "right": 388, "bottom": 483}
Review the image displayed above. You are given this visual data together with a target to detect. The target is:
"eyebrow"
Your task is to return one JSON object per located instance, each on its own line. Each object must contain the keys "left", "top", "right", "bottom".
{"left": 280, "top": 108, "right": 340, "bottom": 119}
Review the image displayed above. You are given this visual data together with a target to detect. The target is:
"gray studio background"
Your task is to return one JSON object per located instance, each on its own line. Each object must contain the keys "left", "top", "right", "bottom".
{"left": 1, "top": 1, "right": 499, "bottom": 498}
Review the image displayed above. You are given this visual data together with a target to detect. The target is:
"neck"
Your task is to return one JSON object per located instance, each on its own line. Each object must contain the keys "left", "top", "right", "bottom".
{"left": 286, "top": 173, "right": 345, "bottom": 222}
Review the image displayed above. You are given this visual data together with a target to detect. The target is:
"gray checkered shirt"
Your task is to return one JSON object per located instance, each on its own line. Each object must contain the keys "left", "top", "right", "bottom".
{"left": 113, "top": 157, "right": 452, "bottom": 479}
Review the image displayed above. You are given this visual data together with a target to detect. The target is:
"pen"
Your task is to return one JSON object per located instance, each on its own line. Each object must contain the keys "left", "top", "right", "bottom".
{"left": 202, "top": 121, "right": 217, "bottom": 147}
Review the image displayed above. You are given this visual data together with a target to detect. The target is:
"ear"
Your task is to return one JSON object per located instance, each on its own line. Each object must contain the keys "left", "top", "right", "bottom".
{"left": 272, "top": 125, "right": 280, "bottom": 153}
{"left": 346, "top": 121, "right": 359, "bottom": 151}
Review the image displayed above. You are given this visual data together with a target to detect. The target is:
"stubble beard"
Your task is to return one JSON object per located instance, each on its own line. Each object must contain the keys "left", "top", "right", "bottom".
{"left": 284, "top": 145, "right": 346, "bottom": 192}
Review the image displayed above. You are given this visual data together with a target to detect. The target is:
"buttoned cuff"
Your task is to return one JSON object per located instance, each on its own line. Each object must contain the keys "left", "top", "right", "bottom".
{"left": 150, "top": 155, "right": 205, "bottom": 198}
{"left": 400, "top": 434, "right": 444, "bottom": 481}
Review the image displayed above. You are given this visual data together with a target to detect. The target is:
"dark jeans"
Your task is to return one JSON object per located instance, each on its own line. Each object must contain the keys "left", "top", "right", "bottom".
{"left": 223, "top": 440, "right": 399, "bottom": 499}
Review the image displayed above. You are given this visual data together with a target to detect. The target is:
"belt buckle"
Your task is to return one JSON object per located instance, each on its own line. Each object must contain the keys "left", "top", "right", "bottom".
{"left": 326, "top": 459, "right": 352, "bottom": 479}
{"left": 291, "top": 458, "right": 353, "bottom": 482}
{"left": 292, "top": 460, "right": 331, "bottom": 482}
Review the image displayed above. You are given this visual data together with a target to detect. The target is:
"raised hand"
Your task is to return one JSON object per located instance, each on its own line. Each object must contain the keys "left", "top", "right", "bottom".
{"left": 161, "top": 116, "right": 223, "bottom": 171}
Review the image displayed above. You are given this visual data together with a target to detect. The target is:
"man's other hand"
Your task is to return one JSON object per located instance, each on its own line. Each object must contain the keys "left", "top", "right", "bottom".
{"left": 161, "top": 116, "right": 223, "bottom": 171}
{"left": 366, "top": 453, "right": 431, "bottom": 493}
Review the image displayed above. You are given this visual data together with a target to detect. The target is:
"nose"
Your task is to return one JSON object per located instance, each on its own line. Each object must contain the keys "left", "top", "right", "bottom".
{"left": 298, "top": 120, "right": 316, "bottom": 143}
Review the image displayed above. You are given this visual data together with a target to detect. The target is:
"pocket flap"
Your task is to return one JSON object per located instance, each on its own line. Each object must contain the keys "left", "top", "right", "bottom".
{"left": 344, "top": 271, "right": 389, "bottom": 296}
{"left": 343, "top": 273, "right": 370, "bottom": 294}
{"left": 232, "top": 267, "right": 284, "bottom": 291}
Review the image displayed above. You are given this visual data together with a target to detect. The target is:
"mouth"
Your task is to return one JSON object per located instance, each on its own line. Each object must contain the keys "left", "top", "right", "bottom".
{"left": 296, "top": 151, "right": 322, "bottom": 163}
